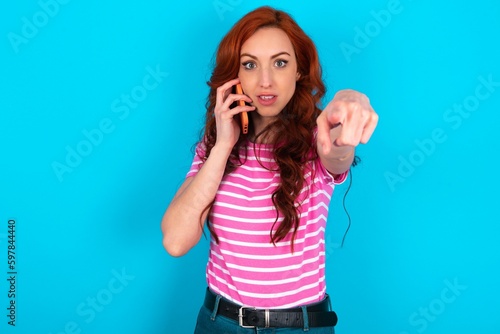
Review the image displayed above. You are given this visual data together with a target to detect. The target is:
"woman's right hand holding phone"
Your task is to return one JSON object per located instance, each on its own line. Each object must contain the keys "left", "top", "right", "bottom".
{"left": 161, "top": 78, "right": 253, "bottom": 257}
{"left": 214, "top": 78, "right": 254, "bottom": 150}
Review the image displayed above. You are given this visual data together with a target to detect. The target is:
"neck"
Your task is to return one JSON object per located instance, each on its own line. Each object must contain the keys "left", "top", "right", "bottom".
{"left": 250, "top": 113, "right": 278, "bottom": 143}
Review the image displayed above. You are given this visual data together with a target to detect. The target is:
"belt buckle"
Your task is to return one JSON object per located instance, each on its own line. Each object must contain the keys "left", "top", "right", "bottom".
{"left": 238, "top": 307, "right": 271, "bottom": 328}
{"left": 238, "top": 306, "right": 256, "bottom": 328}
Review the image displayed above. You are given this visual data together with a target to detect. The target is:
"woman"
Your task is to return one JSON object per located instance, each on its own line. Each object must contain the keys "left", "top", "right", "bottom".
{"left": 161, "top": 6, "right": 378, "bottom": 333}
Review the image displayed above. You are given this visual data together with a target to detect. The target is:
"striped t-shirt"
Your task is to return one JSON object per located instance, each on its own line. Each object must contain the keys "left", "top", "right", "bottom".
{"left": 187, "top": 140, "right": 347, "bottom": 309}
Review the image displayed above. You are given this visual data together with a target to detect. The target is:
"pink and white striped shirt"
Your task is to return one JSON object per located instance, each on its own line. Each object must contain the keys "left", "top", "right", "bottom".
{"left": 187, "top": 139, "right": 347, "bottom": 309}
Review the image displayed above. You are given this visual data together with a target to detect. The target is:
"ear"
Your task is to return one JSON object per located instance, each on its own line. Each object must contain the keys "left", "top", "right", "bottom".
{"left": 296, "top": 72, "right": 301, "bottom": 81}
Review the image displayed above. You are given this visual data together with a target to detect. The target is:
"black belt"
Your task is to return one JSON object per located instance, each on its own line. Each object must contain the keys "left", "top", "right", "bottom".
{"left": 203, "top": 288, "right": 338, "bottom": 328}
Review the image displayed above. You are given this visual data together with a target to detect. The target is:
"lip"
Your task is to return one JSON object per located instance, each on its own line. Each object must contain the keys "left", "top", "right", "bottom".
{"left": 256, "top": 94, "right": 278, "bottom": 106}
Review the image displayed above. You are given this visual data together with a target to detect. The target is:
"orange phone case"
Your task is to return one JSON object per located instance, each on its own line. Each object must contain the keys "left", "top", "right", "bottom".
{"left": 236, "top": 84, "right": 249, "bottom": 134}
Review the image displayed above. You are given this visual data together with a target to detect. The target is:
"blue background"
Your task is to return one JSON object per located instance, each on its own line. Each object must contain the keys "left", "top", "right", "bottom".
{"left": 1, "top": 0, "right": 499, "bottom": 333}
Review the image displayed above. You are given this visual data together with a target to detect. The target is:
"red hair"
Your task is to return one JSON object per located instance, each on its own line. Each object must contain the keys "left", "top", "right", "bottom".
{"left": 201, "top": 6, "right": 326, "bottom": 251}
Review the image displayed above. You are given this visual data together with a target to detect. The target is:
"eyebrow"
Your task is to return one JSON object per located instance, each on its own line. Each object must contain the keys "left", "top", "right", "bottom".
{"left": 240, "top": 51, "right": 291, "bottom": 59}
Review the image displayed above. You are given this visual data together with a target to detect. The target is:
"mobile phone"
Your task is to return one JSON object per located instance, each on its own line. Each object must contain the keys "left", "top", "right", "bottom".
{"left": 235, "top": 83, "right": 249, "bottom": 134}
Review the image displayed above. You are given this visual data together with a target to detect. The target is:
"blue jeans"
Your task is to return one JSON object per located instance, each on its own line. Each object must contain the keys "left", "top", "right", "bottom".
{"left": 193, "top": 296, "right": 336, "bottom": 334}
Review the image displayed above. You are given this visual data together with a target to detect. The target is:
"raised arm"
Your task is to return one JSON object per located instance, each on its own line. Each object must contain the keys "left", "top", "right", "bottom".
{"left": 316, "top": 89, "right": 378, "bottom": 175}
{"left": 161, "top": 78, "right": 255, "bottom": 257}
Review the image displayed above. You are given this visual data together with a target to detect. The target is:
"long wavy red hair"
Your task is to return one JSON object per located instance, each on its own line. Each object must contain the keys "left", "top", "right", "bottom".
{"left": 200, "top": 6, "right": 326, "bottom": 251}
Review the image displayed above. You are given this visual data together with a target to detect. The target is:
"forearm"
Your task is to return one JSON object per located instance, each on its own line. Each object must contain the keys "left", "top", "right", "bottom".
{"left": 319, "top": 125, "right": 355, "bottom": 175}
{"left": 161, "top": 143, "right": 231, "bottom": 256}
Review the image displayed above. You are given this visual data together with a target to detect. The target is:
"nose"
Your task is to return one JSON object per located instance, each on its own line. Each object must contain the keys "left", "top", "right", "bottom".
{"left": 258, "top": 66, "right": 273, "bottom": 88}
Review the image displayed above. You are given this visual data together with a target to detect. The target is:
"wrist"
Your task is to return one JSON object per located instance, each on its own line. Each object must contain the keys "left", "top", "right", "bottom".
{"left": 211, "top": 142, "right": 234, "bottom": 159}
{"left": 329, "top": 146, "right": 354, "bottom": 161}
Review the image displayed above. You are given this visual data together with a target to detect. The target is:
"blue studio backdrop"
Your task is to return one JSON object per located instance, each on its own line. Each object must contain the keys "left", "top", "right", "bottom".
{"left": 1, "top": 1, "right": 499, "bottom": 333}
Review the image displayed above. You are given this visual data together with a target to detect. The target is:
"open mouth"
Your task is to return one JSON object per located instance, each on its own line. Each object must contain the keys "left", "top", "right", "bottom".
{"left": 257, "top": 95, "right": 277, "bottom": 106}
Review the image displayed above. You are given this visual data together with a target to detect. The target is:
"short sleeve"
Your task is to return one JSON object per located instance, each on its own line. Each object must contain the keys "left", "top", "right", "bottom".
{"left": 333, "top": 169, "right": 349, "bottom": 185}
{"left": 186, "top": 142, "right": 206, "bottom": 178}
{"left": 314, "top": 157, "right": 349, "bottom": 186}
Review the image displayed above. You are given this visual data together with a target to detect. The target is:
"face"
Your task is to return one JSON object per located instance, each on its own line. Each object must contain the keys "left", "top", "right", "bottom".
{"left": 238, "top": 27, "right": 299, "bottom": 127}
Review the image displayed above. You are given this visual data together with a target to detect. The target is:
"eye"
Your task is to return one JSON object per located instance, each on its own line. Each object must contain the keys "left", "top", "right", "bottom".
{"left": 242, "top": 61, "right": 256, "bottom": 70}
{"left": 275, "top": 59, "right": 288, "bottom": 68}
